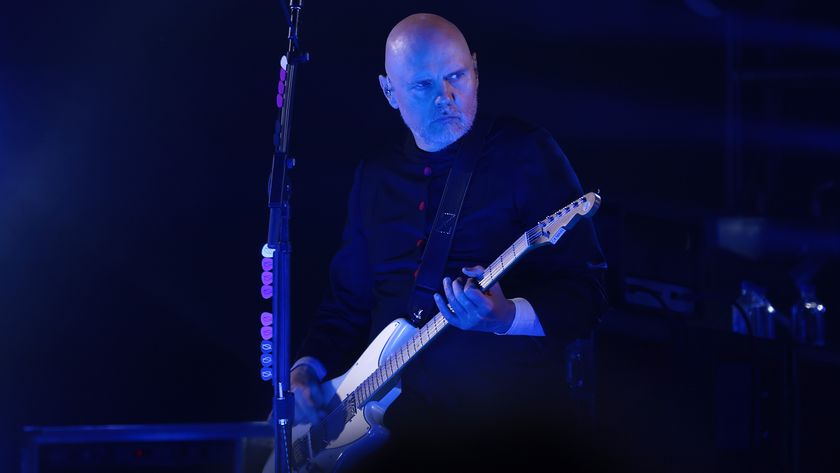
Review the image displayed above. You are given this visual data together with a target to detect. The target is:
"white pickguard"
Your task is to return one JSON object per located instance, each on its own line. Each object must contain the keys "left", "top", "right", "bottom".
{"left": 291, "top": 318, "right": 418, "bottom": 472}
{"left": 279, "top": 192, "right": 602, "bottom": 473}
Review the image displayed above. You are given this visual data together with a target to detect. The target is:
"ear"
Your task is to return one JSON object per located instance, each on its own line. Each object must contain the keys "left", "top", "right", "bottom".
{"left": 378, "top": 75, "right": 399, "bottom": 109}
{"left": 472, "top": 52, "right": 479, "bottom": 80}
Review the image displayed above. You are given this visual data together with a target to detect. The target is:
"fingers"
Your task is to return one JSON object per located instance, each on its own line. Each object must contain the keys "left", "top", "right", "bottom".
{"left": 304, "top": 383, "right": 323, "bottom": 407}
{"left": 441, "top": 277, "right": 465, "bottom": 314}
{"left": 434, "top": 293, "right": 459, "bottom": 326}
{"left": 294, "top": 389, "right": 319, "bottom": 425}
{"left": 461, "top": 265, "right": 485, "bottom": 278}
{"left": 451, "top": 277, "right": 471, "bottom": 311}
{"left": 451, "top": 276, "right": 483, "bottom": 317}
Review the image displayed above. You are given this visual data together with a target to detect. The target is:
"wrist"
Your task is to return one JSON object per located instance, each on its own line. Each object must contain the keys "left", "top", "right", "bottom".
{"left": 495, "top": 299, "right": 516, "bottom": 333}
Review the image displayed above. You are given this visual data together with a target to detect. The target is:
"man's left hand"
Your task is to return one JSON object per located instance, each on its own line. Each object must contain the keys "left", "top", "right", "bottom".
{"left": 434, "top": 265, "right": 516, "bottom": 333}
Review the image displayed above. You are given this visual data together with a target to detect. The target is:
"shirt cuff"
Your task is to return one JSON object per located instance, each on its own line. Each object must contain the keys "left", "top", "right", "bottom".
{"left": 495, "top": 297, "right": 546, "bottom": 336}
{"left": 291, "top": 356, "right": 328, "bottom": 381}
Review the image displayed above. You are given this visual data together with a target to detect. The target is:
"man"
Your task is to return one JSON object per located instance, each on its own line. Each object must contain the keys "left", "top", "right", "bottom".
{"left": 273, "top": 13, "right": 609, "bottom": 471}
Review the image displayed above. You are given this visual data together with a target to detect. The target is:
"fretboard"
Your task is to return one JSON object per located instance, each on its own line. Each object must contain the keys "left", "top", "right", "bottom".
{"left": 349, "top": 225, "right": 542, "bottom": 407}
{"left": 301, "top": 193, "right": 599, "bottom": 466}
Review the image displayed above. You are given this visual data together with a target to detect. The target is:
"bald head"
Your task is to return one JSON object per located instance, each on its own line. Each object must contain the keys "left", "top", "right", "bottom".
{"left": 378, "top": 14, "right": 479, "bottom": 152}
{"left": 384, "top": 13, "right": 472, "bottom": 77}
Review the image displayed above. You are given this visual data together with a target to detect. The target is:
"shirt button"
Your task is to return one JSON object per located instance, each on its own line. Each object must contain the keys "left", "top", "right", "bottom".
{"left": 418, "top": 201, "right": 426, "bottom": 211}
{"left": 423, "top": 166, "right": 432, "bottom": 177}
{"left": 416, "top": 238, "right": 425, "bottom": 248}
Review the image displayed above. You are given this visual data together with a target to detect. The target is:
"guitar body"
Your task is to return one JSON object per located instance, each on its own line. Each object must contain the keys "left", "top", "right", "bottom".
{"left": 291, "top": 318, "right": 417, "bottom": 473}
{"left": 264, "top": 193, "right": 601, "bottom": 473}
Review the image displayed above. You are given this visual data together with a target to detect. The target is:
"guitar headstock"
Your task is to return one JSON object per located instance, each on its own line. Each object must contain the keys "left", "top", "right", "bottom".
{"left": 528, "top": 192, "right": 601, "bottom": 247}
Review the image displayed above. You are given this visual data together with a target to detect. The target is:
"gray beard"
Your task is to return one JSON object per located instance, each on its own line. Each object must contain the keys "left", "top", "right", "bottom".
{"left": 403, "top": 97, "right": 478, "bottom": 152}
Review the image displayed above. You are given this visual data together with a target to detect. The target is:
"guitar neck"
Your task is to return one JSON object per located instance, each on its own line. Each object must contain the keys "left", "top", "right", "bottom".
{"left": 300, "top": 193, "right": 600, "bottom": 471}
{"left": 352, "top": 229, "right": 536, "bottom": 406}
{"left": 477, "top": 231, "right": 536, "bottom": 290}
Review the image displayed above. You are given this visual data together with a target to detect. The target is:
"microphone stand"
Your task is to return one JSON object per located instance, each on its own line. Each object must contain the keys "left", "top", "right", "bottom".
{"left": 266, "top": 1, "right": 308, "bottom": 472}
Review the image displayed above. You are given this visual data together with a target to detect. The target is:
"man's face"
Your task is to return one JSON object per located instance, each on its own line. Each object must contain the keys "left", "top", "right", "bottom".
{"left": 384, "top": 38, "right": 478, "bottom": 151}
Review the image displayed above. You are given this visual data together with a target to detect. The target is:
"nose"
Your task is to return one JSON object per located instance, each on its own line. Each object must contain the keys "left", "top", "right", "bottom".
{"left": 434, "top": 80, "right": 455, "bottom": 108}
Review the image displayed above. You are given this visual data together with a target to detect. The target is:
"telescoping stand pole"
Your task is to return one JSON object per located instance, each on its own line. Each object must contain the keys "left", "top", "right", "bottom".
{"left": 265, "top": 1, "right": 308, "bottom": 472}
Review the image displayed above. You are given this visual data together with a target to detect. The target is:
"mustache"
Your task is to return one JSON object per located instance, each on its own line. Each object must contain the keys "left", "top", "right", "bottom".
{"left": 435, "top": 109, "right": 461, "bottom": 119}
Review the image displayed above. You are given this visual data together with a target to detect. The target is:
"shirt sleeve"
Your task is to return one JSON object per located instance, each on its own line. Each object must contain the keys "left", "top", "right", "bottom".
{"left": 494, "top": 297, "right": 546, "bottom": 336}
{"left": 506, "top": 127, "right": 609, "bottom": 343}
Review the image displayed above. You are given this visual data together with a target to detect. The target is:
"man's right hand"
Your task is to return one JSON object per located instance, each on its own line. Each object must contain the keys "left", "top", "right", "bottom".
{"left": 290, "top": 364, "right": 327, "bottom": 425}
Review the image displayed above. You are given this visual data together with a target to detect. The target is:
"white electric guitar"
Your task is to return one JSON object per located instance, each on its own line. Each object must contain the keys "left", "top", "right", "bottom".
{"left": 285, "top": 192, "right": 602, "bottom": 472}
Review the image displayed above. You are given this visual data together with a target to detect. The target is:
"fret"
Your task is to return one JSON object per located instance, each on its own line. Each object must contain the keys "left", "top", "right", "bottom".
{"left": 371, "top": 373, "right": 380, "bottom": 393}
{"left": 324, "top": 194, "right": 599, "bottom": 471}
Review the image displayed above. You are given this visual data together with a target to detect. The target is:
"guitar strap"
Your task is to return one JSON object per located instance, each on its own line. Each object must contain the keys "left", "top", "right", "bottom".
{"left": 407, "top": 116, "right": 494, "bottom": 326}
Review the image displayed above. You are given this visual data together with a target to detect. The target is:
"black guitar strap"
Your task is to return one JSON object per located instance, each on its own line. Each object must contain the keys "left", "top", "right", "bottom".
{"left": 407, "top": 116, "right": 494, "bottom": 326}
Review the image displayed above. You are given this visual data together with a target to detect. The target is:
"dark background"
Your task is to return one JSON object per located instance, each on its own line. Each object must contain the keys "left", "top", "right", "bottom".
{"left": 1, "top": 0, "right": 838, "bottom": 472}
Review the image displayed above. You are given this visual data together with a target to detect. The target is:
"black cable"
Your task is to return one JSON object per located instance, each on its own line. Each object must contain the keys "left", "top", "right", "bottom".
{"left": 732, "top": 301, "right": 755, "bottom": 337}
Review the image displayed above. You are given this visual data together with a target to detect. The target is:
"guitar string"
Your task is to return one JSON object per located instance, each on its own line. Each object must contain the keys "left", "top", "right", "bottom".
{"left": 303, "top": 199, "right": 592, "bottom": 457}
{"left": 314, "top": 204, "right": 586, "bottom": 433}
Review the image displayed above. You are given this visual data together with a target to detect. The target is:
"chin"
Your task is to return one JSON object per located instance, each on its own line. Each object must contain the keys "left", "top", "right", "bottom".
{"left": 428, "top": 120, "right": 471, "bottom": 148}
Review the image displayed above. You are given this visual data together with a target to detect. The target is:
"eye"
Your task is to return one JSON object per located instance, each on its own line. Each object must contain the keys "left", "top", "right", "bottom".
{"left": 448, "top": 72, "right": 463, "bottom": 80}
{"left": 412, "top": 80, "right": 432, "bottom": 90}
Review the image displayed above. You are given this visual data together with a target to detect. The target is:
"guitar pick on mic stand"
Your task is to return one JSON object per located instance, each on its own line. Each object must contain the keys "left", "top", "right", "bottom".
{"left": 263, "top": 1, "right": 308, "bottom": 472}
